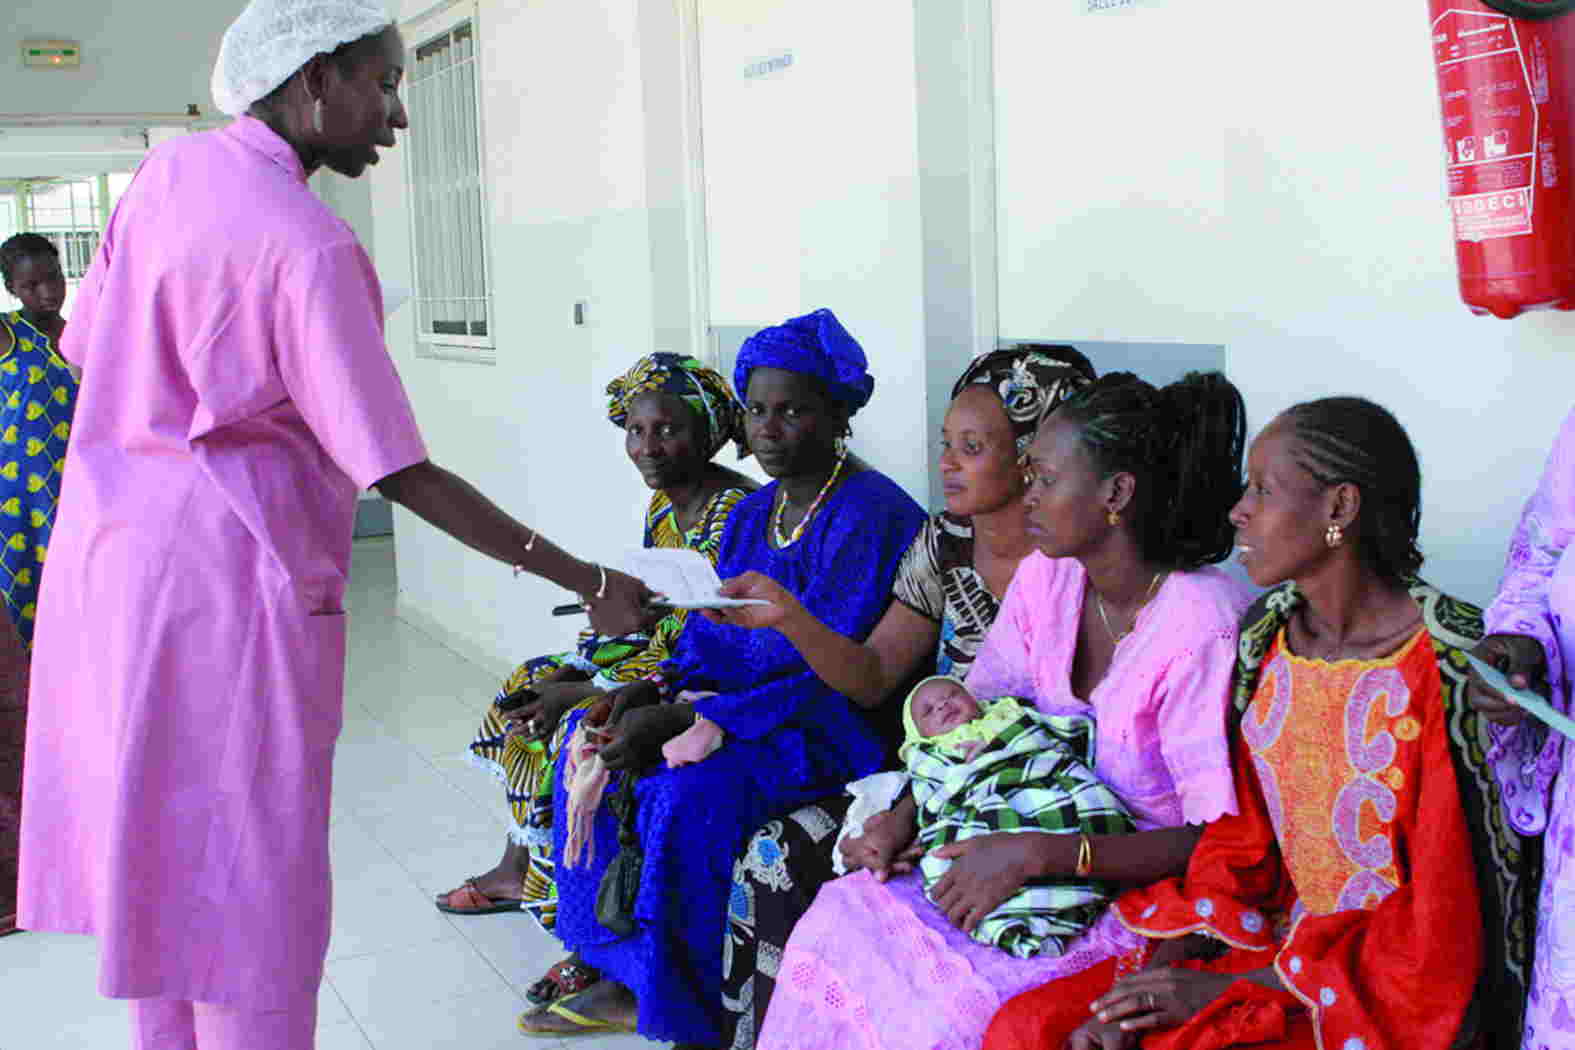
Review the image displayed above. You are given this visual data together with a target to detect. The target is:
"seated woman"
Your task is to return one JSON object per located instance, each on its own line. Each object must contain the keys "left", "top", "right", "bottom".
{"left": 711, "top": 345, "right": 1094, "bottom": 1046}
{"left": 985, "top": 398, "right": 1535, "bottom": 1050}
{"left": 755, "top": 371, "right": 1252, "bottom": 1050}
{"left": 437, "top": 353, "right": 754, "bottom": 951}
{"left": 0, "top": 233, "right": 79, "bottom": 646}
{"left": 516, "top": 308, "right": 927, "bottom": 1046}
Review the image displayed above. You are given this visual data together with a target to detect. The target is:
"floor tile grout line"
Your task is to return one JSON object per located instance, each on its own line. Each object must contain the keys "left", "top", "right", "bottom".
{"left": 321, "top": 977, "right": 379, "bottom": 1049}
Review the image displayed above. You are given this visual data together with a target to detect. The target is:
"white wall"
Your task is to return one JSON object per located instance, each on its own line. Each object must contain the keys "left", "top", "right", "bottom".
{"left": 698, "top": 0, "right": 930, "bottom": 500}
{"left": 994, "top": 0, "right": 1575, "bottom": 606}
{"left": 5, "top": 0, "right": 230, "bottom": 117}
{"left": 374, "top": 0, "right": 952, "bottom": 675}
{"left": 373, "top": 0, "right": 660, "bottom": 677}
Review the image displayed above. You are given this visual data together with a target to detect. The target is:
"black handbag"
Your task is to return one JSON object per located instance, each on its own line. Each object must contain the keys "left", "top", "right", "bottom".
{"left": 595, "top": 770, "right": 642, "bottom": 936}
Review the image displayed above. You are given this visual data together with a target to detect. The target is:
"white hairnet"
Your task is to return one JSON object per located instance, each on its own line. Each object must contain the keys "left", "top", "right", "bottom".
{"left": 211, "top": 0, "right": 394, "bottom": 117}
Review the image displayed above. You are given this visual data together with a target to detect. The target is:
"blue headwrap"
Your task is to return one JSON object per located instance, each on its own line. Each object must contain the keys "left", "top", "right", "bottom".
{"left": 733, "top": 308, "right": 875, "bottom": 415}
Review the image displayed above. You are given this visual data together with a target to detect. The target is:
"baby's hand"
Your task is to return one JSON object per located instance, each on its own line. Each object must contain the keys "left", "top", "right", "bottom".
{"left": 663, "top": 715, "right": 725, "bottom": 767}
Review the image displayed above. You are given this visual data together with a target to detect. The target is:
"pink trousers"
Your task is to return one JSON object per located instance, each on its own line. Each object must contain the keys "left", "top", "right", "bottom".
{"left": 130, "top": 997, "right": 317, "bottom": 1050}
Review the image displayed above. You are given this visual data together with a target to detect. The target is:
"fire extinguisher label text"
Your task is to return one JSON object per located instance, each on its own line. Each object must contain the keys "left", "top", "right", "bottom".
{"left": 1434, "top": 8, "right": 1539, "bottom": 242}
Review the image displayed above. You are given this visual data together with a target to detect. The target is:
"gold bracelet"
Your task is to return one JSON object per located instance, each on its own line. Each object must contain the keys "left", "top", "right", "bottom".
{"left": 1075, "top": 832, "right": 1094, "bottom": 878}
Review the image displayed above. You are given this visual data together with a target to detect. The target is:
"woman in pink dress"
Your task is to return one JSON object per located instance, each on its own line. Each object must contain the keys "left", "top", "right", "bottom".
{"left": 1470, "top": 404, "right": 1575, "bottom": 1050}
{"left": 755, "top": 371, "right": 1252, "bottom": 1050}
{"left": 15, "top": 3, "right": 648, "bottom": 1048}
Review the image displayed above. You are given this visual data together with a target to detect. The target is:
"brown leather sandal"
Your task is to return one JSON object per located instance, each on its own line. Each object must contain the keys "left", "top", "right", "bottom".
{"left": 433, "top": 878, "right": 522, "bottom": 915}
{"left": 525, "top": 956, "right": 602, "bottom": 1006}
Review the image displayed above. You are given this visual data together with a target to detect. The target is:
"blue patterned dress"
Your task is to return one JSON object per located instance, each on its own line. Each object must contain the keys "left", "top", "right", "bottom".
{"left": 551, "top": 468, "right": 925, "bottom": 1044}
{"left": 0, "top": 312, "right": 78, "bottom": 645}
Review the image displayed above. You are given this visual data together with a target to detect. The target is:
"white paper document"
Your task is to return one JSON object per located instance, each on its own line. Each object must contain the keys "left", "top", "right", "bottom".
{"left": 621, "top": 548, "right": 771, "bottom": 610}
{"left": 1464, "top": 652, "right": 1575, "bottom": 743}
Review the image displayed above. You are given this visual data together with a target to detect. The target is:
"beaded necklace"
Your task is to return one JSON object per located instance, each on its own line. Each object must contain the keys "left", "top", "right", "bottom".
{"left": 772, "top": 450, "right": 848, "bottom": 548}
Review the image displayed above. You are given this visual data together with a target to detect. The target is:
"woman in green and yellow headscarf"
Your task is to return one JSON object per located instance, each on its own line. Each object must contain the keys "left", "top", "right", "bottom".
{"left": 437, "top": 354, "right": 756, "bottom": 961}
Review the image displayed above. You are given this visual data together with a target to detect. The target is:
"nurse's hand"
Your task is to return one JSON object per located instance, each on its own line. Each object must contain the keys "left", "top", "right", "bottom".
{"left": 583, "top": 568, "right": 657, "bottom": 637}
{"left": 1469, "top": 633, "right": 1548, "bottom": 726}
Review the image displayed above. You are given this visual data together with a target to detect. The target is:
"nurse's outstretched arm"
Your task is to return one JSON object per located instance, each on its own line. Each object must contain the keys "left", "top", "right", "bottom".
{"left": 376, "top": 459, "right": 651, "bottom": 636}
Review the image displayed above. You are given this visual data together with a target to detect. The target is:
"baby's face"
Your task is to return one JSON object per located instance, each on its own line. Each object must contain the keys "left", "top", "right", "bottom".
{"left": 912, "top": 680, "right": 981, "bottom": 738}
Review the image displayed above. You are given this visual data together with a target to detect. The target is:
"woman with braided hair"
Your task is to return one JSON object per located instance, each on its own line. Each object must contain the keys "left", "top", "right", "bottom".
{"left": 986, "top": 396, "right": 1534, "bottom": 1050}
{"left": 752, "top": 371, "right": 1252, "bottom": 1050}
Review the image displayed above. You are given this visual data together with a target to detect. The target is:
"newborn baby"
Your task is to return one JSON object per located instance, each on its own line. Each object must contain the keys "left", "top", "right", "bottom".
{"left": 900, "top": 675, "right": 1134, "bottom": 959}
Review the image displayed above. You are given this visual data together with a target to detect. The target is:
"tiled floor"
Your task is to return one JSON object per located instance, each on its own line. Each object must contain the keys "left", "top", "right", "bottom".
{"left": 0, "top": 537, "right": 671, "bottom": 1050}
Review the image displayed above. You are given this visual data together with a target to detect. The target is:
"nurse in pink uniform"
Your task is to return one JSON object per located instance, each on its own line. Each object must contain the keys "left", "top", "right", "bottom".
{"left": 14, "top": 3, "right": 647, "bottom": 1048}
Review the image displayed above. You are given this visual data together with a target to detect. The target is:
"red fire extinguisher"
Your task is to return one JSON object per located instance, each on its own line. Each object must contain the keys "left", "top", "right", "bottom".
{"left": 1429, "top": 0, "right": 1575, "bottom": 317}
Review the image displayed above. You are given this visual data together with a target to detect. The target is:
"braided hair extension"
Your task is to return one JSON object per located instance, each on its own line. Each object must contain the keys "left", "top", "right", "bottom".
{"left": 1280, "top": 397, "right": 1423, "bottom": 585}
{"left": 0, "top": 233, "right": 60, "bottom": 291}
{"left": 1057, "top": 370, "right": 1246, "bottom": 570}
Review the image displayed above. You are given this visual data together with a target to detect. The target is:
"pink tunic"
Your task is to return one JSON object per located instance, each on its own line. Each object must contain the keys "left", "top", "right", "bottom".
{"left": 1484, "top": 407, "right": 1575, "bottom": 1049}
{"left": 757, "top": 553, "right": 1248, "bottom": 1050}
{"left": 16, "top": 116, "right": 428, "bottom": 1011}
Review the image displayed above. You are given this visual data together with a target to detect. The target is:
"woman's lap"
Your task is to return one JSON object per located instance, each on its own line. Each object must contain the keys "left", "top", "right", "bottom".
{"left": 756, "top": 869, "right": 1140, "bottom": 1050}
{"left": 719, "top": 795, "right": 851, "bottom": 1049}
{"left": 984, "top": 953, "right": 1320, "bottom": 1050}
{"left": 554, "top": 722, "right": 846, "bottom": 1045}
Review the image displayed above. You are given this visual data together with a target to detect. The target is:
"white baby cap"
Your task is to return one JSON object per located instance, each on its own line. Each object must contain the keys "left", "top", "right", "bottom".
{"left": 212, "top": 0, "right": 393, "bottom": 117}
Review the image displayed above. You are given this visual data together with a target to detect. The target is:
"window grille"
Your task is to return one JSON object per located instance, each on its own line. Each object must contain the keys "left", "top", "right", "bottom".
{"left": 407, "top": 16, "right": 492, "bottom": 354}
{"left": 26, "top": 178, "right": 104, "bottom": 279}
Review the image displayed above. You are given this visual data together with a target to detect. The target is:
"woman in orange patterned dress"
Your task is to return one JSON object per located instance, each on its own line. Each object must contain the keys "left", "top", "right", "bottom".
{"left": 984, "top": 397, "right": 1536, "bottom": 1050}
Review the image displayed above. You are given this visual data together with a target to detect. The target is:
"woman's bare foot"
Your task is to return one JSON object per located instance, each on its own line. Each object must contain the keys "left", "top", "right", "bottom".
{"left": 516, "top": 979, "right": 638, "bottom": 1035}
{"left": 433, "top": 838, "right": 526, "bottom": 913}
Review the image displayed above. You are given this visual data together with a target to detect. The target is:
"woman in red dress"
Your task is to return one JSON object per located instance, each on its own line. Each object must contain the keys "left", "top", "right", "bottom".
{"left": 984, "top": 397, "right": 1536, "bottom": 1050}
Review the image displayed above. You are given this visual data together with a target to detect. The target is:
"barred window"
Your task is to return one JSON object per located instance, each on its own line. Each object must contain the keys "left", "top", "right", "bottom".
{"left": 26, "top": 178, "right": 104, "bottom": 279}
{"left": 407, "top": 13, "right": 493, "bottom": 357}
{"left": 1, "top": 174, "right": 132, "bottom": 316}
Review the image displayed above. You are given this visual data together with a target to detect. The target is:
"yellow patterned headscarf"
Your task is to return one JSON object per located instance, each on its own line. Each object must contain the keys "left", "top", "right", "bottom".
{"left": 605, "top": 353, "right": 748, "bottom": 461}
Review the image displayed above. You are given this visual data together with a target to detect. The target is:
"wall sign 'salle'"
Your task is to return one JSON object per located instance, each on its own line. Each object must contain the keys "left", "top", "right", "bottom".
{"left": 1085, "top": 0, "right": 1162, "bottom": 13}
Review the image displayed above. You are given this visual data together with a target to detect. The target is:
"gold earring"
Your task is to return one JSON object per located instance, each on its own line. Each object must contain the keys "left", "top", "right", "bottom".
{"left": 1107, "top": 510, "right": 1121, "bottom": 527}
{"left": 1325, "top": 523, "right": 1344, "bottom": 548}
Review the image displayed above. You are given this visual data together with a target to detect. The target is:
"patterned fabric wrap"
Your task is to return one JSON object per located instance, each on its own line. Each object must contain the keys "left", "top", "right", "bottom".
{"left": 909, "top": 699, "right": 1132, "bottom": 959}
{"left": 950, "top": 346, "right": 1095, "bottom": 456}
{"left": 892, "top": 513, "right": 998, "bottom": 677}
{"left": 605, "top": 352, "right": 748, "bottom": 461}
{"left": 1219, "top": 579, "right": 1538, "bottom": 1049}
{"left": 734, "top": 308, "right": 874, "bottom": 414}
{"left": 465, "top": 485, "right": 748, "bottom": 931}
{"left": 0, "top": 313, "right": 77, "bottom": 646}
